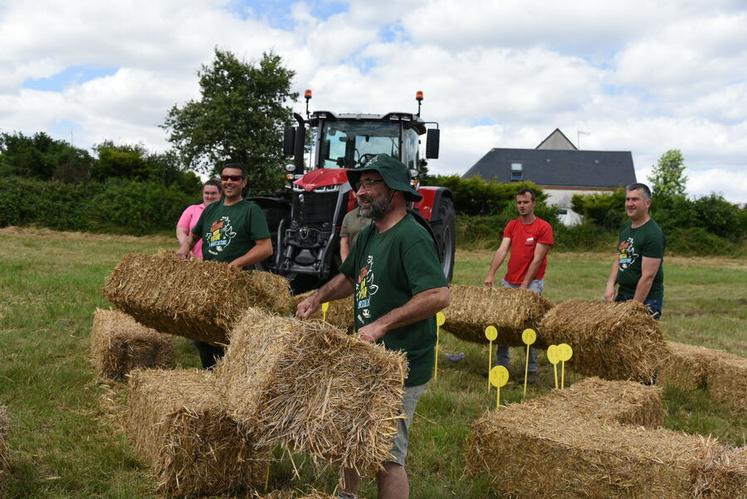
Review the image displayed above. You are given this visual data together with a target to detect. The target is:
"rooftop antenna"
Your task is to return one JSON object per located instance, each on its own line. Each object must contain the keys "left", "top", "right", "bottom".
{"left": 304, "top": 88, "right": 312, "bottom": 119}
{"left": 577, "top": 130, "right": 590, "bottom": 149}
{"left": 415, "top": 90, "right": 424, "bottom": 117}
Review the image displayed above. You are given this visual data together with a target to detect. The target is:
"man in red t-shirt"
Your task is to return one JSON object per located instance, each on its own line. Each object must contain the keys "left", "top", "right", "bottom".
{"left": 483, "top": 189, "right": 554, "bottom": 383}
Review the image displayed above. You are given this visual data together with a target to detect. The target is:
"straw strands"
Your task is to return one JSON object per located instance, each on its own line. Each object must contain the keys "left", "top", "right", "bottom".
{"left": 103, "top": 251, "right": 292, "bottom": 344}
{"left": 466, "top": 379, "right": 723, "bottom": 498}
{"left": 124, "top": 369, "right": 268, "bottom": 497}
{"left": 89, "top": 309, "right": 173, "bottom": 380}
{"left": 0, "top": 406, "right": 9, "bottom": 495}
{"left": 692, "top": 446, "right": 747, "bottom": 498}
{"left": 255, "top": 489, "right": 334, "bottom": 499}
{"left": 444, "top": 285, "right": 552, "bottom": 345}
{"left": 704, "top": 351, "right": 747, "bottom": 414}
{"left": 216, "top": 308, "right": 407, "bottom": 474}
{"left": 539, "top": 300, "right": 669, "bottom": 382}
{"left": 292, "top": 292, "right": 354, "bottom": 333}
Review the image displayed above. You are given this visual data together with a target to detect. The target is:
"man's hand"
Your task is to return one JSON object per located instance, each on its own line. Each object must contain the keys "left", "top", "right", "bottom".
{"left": 604, "top": 284, "right": 616, "bottom": 302}
{"left": 175, "top": 245, "right": 191, "bottom": 261}
{"left": 296, "top": 293, "right": 321, "bottom": 319}
{"left": 358, "top": 322, "right": 387, "bottom": 343}
{"left": 483, "top": 274, "right": 495, "bottom": 289}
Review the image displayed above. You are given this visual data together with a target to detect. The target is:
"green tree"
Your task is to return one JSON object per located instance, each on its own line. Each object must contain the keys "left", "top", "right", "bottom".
{"left": 163, "top": 49, "right": 298, "bottom": 192}
{"left": 0, "top": 131, "right": 93, "bottom": 181}
{"left": 648, "top": 149, "right": 687, "bottom": 198}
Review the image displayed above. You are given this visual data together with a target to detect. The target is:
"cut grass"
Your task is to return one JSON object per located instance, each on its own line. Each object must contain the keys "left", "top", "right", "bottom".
{"left": 0, "top": 228, "right": 744, "bottom": 498}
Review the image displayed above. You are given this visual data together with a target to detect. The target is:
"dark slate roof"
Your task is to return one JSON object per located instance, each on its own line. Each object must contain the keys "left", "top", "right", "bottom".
{"left": 463, "top": 148, "right": 636, "bottom": 188}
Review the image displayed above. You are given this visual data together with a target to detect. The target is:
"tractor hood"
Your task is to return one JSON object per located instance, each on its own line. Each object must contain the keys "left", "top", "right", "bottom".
{"left": 293, "top": 168, "right": 349, "bottom": 191}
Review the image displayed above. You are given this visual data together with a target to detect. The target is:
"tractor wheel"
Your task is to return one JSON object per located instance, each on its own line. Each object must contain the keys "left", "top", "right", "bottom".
{"left": 436, "top": 197, "right": 456, "bottom": 282}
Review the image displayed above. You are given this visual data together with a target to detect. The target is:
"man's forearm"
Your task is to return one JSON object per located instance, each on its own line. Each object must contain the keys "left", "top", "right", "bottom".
{"left": 371, "top": 287, "right": 449, "bottom": 333}
{"left": 230, "top": 240, "right": 272, "bottom": 268}
{"left": 315, "top": 274, "right": 355, "bottom": 303}
{"left": 633, "top": 274, "right": 655, "bottom": 302}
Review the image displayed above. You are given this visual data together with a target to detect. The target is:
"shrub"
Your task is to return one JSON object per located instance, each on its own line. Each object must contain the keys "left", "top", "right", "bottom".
{"left": 571, "top": 189, "right": 626, "bottom": 231}
{"left": 692, "top": 194, "right": 742, "bottom": 242}
{"left": 666, "top": 227, "right": 738, "bottom": 256}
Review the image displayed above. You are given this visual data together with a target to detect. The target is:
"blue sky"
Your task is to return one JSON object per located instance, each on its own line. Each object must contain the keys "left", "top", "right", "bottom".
{"left": 2, "top": 0, "right": 747, "bottom": 202}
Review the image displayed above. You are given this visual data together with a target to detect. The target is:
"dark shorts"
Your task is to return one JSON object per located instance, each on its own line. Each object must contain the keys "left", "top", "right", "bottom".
{"left": 615, "top": 293, "right": 662, "bottom": 320}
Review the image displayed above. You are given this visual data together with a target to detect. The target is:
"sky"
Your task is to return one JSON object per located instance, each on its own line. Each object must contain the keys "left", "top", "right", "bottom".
{"left": 2, "top": 0, "right": 747, "bottom": 203}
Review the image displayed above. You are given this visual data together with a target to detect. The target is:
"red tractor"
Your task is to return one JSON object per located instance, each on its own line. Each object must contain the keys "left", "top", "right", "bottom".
{"left": 254, "top": 90, "right": 455, "bottom": 293}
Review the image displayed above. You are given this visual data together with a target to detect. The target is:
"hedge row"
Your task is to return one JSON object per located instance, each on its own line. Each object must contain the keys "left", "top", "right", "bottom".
{"left": 0, "top": 176, "right": 198, "bottom": 235}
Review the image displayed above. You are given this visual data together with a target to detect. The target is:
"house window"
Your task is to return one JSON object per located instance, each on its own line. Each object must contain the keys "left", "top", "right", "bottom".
{"left": 510, "top": 162, "right": 523, "bottom": 181}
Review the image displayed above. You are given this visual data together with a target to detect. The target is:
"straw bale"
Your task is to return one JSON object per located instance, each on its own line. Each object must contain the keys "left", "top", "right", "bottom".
{"left": 539, "top": 300, "right": 669, "bottom": 382}
{"left": 256, "top": 489, "right": 334, "bottom": 499}
{"left": 466, "top": 403, "right": 721, "bottom": 498}
{"left": 703, "top": 350, "right": 747, "bottom": 414}
{"left": 216, "top": 308, "right": 407, "bottom": 474}
{"left": 443, "top": 284, "right": 553, "bottom": 346}
{"left": 103, "top": 251, "right": 293, "bottom": 344}
{"left": 293, "top": 292, "right": 354, "bottom": 333}
{"left": 124, "top": 369, "right": 268, "bottom": 497}
{"left": 539, "top": 376, "right": 665, "bottom": 428}
{"left": 0, "top": 405, "right": 9, "bottom": 494}
{"left": 90, "top": 308, "right": 173, "bottom": 380}
{"left": 658, "top": 341, "right": 724, "bottom": 391}
{"left": 693, "top": 446, "right": 747, "bottom": 498}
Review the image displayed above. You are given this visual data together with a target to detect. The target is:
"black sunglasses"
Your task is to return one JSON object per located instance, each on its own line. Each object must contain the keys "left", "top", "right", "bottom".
{"left": 221, "top": 175, "right": 244, "bottom": 182}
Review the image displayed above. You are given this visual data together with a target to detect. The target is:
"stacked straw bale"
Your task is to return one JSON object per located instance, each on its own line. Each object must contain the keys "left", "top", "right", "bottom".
{"left": 216, "top": 308, "right": 407, "bottom": 474}
{"left": 692, "top": 445, "right": 747, "bottom": 498}
{"left": 124, "top": 369, "right": 268, "bottom": 497}
{"left": 658, "top": 341, "right": 723, "bottom": 390}
{"left": 704, "top": 352, "right": 747, "bottom": 413}
{"left": 0, "top": 406, "right": 9, "bottom": 495}
{"left": 256, "top": 489, "right": 334, "bottom": 499}
{"left": 539, "top": 300, "right": 669, "bottom": 381}
{"left": 466, "top": 380, "right": 722, "bottom": 498}
{"left": 444, "top": 285, "right": 552, "bottom": 345}
{"left": 103, "top": 251, "right": 292, "bottom": 344}
{"left": 293, "top": 292, "right": 354, "bottom": 333}
{"left": 90, "top": 308, "right": 173, "bottom": 380}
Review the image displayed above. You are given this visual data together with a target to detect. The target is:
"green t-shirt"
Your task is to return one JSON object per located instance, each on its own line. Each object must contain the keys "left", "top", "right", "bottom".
{"left": 339, "top": 213, "right": 447, "bottom": 386}
{"left": 616, "top": 218, "right": 665, "bottom": 301}
{"left": 192, "top": 199, "right": 271, "bottom": 266}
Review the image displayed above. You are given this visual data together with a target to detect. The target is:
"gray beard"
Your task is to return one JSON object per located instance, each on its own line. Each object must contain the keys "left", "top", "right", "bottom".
{"left": 359, "top": 193, "right": 392, "bottom": 220}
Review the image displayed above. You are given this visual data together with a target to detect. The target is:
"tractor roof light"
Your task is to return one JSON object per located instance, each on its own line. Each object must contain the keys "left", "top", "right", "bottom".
{"left": 415, "top": 90, "right": 424, "bottom": 116}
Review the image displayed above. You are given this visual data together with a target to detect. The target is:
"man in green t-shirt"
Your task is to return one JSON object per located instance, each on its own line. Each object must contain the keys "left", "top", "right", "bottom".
{"left": 296, "top": 154, "right": 449, "bottom": 499}
{"left": 604, "top": 183, "right": 664, "bottom": 319}
{"left": 176, "top": 163, "right": 272, "bottom": 367}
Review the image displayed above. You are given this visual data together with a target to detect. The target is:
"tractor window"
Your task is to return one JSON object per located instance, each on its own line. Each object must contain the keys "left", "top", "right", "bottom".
{"left": 319, "top": 121, "right": 400, "bottom": 168}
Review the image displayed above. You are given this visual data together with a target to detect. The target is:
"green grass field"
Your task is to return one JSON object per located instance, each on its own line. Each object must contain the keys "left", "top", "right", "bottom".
{"left": 0, "top": 228, "right": 745, "bottom": 498}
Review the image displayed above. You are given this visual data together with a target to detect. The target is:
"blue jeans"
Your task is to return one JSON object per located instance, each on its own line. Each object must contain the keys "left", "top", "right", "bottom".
{"left": 497, "top": 279, "right": 543, "bottom": 373}
{"left": 614, "top": 293, "right": 662, "bottom": 320}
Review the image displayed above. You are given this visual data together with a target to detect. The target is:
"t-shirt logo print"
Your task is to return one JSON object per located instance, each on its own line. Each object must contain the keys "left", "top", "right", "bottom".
{"left": 356, "top": 256, "right": 379, "bottom": 320}
{"left": 618, "top": 237, "right": 639, "bottom": 270}
{"left": 206, "top": 216, "right": 237, "bottom": 255}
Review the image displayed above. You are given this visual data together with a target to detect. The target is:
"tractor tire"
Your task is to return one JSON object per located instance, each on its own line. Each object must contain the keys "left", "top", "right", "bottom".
{"left": 436, "top": 196, "right": 456, "bottom": 282}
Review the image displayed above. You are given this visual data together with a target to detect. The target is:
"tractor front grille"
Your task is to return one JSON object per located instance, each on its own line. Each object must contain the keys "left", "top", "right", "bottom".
{"left": 292, "top": 190, "right": 339, "bottom": 224}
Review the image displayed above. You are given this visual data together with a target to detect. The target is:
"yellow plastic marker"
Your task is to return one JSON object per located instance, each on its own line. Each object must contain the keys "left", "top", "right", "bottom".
{"left": 557, "top": 343, "right": 574, "bottom": 389}
{"left": 546, "top": 344, "right": 560, "bottom": 389}
{"left": 489, "top": 365, "right": 509, "bottom": 409}
{"left": 321, "top": 301, "right": 330, "bottom": 322}
{"left": 264, "top": 461, "right": 270, "bottom": 491}
{"left": 434, "top": 312, "right": 446, "bottom": 380}
{"left": 485, "top": 325, "right": 498, "bottom": 390}
{"left": 521, "top": 328, "right": 537, "bottom": 399}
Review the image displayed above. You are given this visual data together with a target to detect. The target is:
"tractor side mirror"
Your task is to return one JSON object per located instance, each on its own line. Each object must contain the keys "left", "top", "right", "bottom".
{"left": 425, "top": 129, "right": 440, "bottom": 159}
{"left": 283, "top": 126, "right": 295, "bottom": 156}
{"left": 293, "top": 123, "right": 306, "bottom": 174}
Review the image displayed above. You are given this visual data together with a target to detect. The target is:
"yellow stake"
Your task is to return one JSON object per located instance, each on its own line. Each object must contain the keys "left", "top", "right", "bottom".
{"left": 489, "top": 365, "right": 509, "bottom": 409}
{"left": 485, "top": 325, "right": 498, "bottom": 390}
{"left": 521, "top": 328, "right": 537, "bottom": 399}
{"left": 321, "top": 301, "right": 329, "bottom": 322}
{"left": 557, "top": 343, "right": 574, "bottom": 390}
{"left": 264, "top": 461, "right": 270, "bottom": 491}
{"left": 547, "top": 344, "right": 560, "bottom": 389}
{"left": 434, "top": 312, "right": 446, "bottom": 380}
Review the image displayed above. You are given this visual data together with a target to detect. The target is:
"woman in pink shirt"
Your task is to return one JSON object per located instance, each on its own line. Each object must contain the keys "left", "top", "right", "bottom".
{"left": 176, "top": 179, "right": 221, "bottom": 259}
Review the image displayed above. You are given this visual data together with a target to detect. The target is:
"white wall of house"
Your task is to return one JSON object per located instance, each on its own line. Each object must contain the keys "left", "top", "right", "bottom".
{"left": 543, "top": 188, "right": 613, "bottom": 226}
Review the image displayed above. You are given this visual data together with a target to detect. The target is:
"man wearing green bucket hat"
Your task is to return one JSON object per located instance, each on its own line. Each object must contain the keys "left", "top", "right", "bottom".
{"left": 296, "top": 154, "right": 449, "bottom": 499}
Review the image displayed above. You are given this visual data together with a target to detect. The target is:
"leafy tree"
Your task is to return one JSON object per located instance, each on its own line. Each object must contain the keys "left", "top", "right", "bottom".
{"left": 648, "top": 149, "right": 687, "bottom": 198}
{"left": 163, "top": 49, "right": 298, "bottom": 192}
{"left": 0, "top": 131, "right": 93, "bottom": 181}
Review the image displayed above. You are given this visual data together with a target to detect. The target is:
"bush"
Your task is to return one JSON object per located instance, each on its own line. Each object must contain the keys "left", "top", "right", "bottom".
{"left": 553, "top": 223, "right": 615, "bottom": 252}
{"left": 666, "top": 227, "right": 739, "bottom": 256}
{"left": 571, "top": 189, "right": 626, "bottom": 231}
{"left": 692, "top": 194, "right": 742, "bottom": 242}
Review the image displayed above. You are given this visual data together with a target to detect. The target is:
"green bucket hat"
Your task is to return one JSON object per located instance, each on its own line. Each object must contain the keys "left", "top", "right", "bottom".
{"left": 345, "top": 154, "right": 422, "bottom": 202}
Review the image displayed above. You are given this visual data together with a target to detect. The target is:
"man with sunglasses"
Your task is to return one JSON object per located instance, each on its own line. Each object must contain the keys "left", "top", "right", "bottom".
{"left": 296, "top": 154, "right": 449, "bottom": 499}
{"left": 177, "top": 163, "right": 272, "bottom": 368}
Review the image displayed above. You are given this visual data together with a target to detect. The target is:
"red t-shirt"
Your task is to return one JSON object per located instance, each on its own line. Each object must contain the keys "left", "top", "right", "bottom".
{"left": 503, "top": 217, "right": 554, "bottom": 285}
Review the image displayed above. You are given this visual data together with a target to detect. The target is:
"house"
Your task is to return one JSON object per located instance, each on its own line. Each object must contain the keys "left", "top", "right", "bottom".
{"left": 463, "top": 129, "right": 637, "bottom": 225}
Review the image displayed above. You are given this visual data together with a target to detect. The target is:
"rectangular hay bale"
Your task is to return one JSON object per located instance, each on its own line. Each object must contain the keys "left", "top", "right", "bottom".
{"left": 706, "top": 352, "right": 747, "bottom": 414}
{"left": 693, "top": 446, "right": 747, "bottom": 498}
{"left": 658, "top": 341, "right": 724, "bottom": 391}
{"left": 292, "top": 292, "right": 354, "bottom": 333}
{"left": 539, "top": 300, "right": 669, "bottom": 382}
{"left": 124, "top": 369, "right": 268, "bottom": 497}
{"left": 103, "top": 251, "right": 293, "bottom": 344}
{"left": 466, "top": 406, "right": 720, "bottom": 498}
{"left": 90, "top": 308, "right": 174, "bottom": 380}
{"left": 444, "top": 284, "right": 553, "bottom": 346}
{"left": 215, "top": 308, "right": 407, "bottom": 474}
